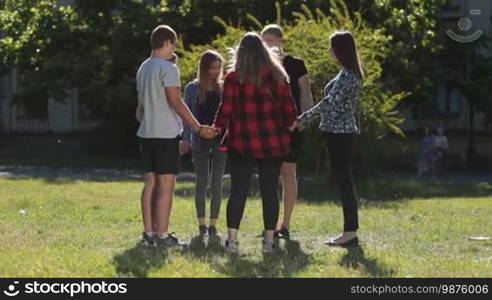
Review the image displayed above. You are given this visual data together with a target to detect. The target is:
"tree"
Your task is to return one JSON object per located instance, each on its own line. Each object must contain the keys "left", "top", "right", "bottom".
{"left": 5, "top": 0, "right": 444, "bottom": 168}
{"left": 179, "top": 1, "right": 409, "bottom": 174}
{"left": 442, "top": 37, "right": 492, "bottom": 168}
{"left": 351, "top": 0, "right": 448, "bottom": 104}
{"left": 0, "top": 0, "right": 169, "bottom": 155}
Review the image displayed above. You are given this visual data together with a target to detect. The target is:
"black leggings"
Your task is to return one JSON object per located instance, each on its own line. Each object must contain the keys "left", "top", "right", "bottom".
{"left": 226, "top": 150, "right": 282, "bottom": 231}
{"left": 325, "top": 133, "right": 359, "bottom": 232}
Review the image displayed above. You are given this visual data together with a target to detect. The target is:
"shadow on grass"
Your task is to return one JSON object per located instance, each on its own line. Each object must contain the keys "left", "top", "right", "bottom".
{"left": 185, "top": 237, "right": 312, "bottom": 278}
{"left": 1, "top": 165, "right": 143, "bottom": 185}
{"left": 299, "top": 175, "right": 492, "bottom": 205}
{"left": 220, "top": 239, "right": 312, "bottom": 277}
{"left": 184, "top": 235, "right": 227, "bottom": 258}
{"left": 3, "top": 176, "right": 141, "bottom": 185}
{"left": 113, "top": 244, "right": 170, "bottom": 278}
{"left": 339, "top": 244, "right": 396, "bottom": 277}
{"left": 113, "top": 236, "right": 311, "bottom": 278}
{"left": 3, "top": 165, "right": 490, "bottom": 202}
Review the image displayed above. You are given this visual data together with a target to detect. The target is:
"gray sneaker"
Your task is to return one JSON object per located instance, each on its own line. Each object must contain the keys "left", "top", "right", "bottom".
{"left": 208, "top": 226, "right": 220, "bottom": 237}
{"left": 139, "top": 232, "right": 156, "bottom": 247}
{"left": 155, "top": 233, "right": 186, "bottom": 248}
{"left": 262, "top": 239, "right": 275, "bottom": 254}
{"left": 225, "top": 240, "right": 239, "bottom": 254}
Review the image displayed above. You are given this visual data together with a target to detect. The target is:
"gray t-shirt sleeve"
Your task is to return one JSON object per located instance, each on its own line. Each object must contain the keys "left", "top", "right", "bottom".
{"left": 162, "top": 63, "right": 181, "bottom": 88}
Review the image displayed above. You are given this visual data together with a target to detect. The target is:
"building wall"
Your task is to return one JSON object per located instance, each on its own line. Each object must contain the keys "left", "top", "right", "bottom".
{"left": 400, "top": 0, "right": 492, "bottom": 133}
{"left": 0, "top": 69, "right": 18, "bottom": 133}
{"left": 0, "top": 75, "right": 96, "bottom": 134}
{"left": 0, "top": 0, "right": 95, "bottom": 134}
{"left": 1, "top": 0, "right": 491, "bottom": 134}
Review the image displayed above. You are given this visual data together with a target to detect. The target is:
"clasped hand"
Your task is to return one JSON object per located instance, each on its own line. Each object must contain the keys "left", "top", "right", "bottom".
{"left": 288, "top": 120, "right": 305, "bottom": 132}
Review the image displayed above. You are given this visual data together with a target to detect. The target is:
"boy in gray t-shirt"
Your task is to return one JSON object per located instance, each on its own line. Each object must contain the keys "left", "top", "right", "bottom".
{"left": 136, "top": 56, "right": 183, "bottom": 139}
{"left": 135, "top": 25, "right": 218, "bottom": 247}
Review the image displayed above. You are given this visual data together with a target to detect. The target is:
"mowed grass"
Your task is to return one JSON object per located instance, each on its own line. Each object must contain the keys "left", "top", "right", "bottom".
{"left": 0, "top": 177, "right": 491, "bottom": 278}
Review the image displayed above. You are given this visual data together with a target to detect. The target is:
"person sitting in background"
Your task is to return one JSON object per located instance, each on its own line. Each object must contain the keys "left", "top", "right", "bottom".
{"left": 417, "top": 127, "right": 438, "bottom": 177}
{"left": 434, "top": 127, "right": 448, "bottom": 167}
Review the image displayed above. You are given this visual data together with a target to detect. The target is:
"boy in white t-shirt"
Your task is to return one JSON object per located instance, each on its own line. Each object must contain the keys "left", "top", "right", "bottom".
{"left": 135, "top": 25, "right": 218, "bottom": 247}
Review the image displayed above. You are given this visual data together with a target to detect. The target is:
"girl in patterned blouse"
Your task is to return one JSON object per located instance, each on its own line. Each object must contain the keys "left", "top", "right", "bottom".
{"left": 290, "top": 31, "right": 363, "bottom": 247}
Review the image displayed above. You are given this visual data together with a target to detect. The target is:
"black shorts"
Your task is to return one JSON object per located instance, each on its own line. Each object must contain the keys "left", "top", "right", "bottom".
{"left": 283, "top": 131, "right": 303, "bottom": 163}
{"left": 139, "top": 136, "right": 180, "bottom": 175}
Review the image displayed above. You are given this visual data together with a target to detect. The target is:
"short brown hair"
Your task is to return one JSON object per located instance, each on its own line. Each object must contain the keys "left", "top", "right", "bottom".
{"left": 150, "top": 25, "right": 177, "bottom": 50}
{"left": 261, "top": 24, "right": 283, "bottom": 38}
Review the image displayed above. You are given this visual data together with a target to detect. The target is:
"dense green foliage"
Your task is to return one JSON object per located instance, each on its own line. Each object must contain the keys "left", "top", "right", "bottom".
{"left": 1, "top": 0, "right": 490, "bottom": 167}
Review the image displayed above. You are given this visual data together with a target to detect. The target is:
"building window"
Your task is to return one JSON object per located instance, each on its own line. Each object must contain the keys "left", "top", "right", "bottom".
{"left": 430, "top": 84, "right": 462, "bottom": 115}
{"left": 17, "top": 98, "right": 48, "bottom": 119}
{"left": 0, "top": 75, "right": 7, "bottom": 98}
{"left": 442, "top": 0, "right": 462, "bottom": 11}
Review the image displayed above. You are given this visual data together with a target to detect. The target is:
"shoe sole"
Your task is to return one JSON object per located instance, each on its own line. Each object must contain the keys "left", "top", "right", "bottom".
{"left": 326, "top": 237, "right": 359, "bottom": 247}
{"left": 139, "top": 240, "right": 156, "bottom": 247}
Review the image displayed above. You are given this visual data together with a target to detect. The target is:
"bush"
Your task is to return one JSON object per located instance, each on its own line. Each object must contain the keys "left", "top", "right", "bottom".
{"left": 86, "top": 80, "right": 140, "bottom": 158}
{"left": 180, "top": 0, "right": 409, "bottom": 175}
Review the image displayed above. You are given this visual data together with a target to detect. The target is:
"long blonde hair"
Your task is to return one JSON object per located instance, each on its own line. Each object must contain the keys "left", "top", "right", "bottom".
{"left": 197, "top": 50, "right": 223, "bottom": 105}
{"left": 229, "top": 32, "right": 288, "bottom": 87}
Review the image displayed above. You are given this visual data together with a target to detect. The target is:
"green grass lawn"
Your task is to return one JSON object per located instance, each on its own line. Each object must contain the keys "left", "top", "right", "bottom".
{"left": 0, "top": 177, "right": 491, "bottom": 278}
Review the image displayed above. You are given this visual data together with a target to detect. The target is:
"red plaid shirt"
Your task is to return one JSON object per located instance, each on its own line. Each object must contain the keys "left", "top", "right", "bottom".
{"left": 214, "top": 68, "right": 297, "bottom": 159}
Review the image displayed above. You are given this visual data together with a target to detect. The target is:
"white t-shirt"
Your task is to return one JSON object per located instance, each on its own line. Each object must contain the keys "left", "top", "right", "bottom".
{"left": 435, "top": 136, "right": 448, "bottom": 149}
{"left": 136, "top": 56, "right": 183, "bottom": 139}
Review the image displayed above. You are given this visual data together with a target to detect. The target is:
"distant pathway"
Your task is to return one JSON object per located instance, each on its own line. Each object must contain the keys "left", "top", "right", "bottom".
{"left": 0, "top": 165, "right": 195, "bottom": 181}
{"left": 1, "top": 165, "right": 490, "bottom": 184}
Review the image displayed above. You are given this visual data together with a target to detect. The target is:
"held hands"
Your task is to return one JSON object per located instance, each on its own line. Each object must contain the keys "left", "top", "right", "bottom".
{"left": 211, "top": 124, "right": 223, "bottom": 135}
{"left": 179, "top": 140, "right": 191, "bottom": 156}
{"left": 288, "top": 120, "right": 305, "bottom": 132}
{"left": 179, "top": 125, "right": 219, "bottom": 156}
{"left": 198, "top": 125, "right": 219, "bottom": 140}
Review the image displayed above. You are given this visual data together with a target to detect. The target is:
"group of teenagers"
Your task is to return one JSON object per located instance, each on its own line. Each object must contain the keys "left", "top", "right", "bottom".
{"left": 135, "top": 23, "right": 364, "bottom": 254}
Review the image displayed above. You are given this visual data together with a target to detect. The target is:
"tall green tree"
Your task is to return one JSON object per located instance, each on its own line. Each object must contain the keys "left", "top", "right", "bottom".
{"left": 179, "top": 1, "right": 409, "bottom": 173}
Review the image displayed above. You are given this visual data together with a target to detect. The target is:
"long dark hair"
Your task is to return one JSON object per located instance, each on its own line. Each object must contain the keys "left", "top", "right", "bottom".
{"left": 230, "top": 32, "right": 288, "bottom": 87}
{"left": 197, "top": 50, "right": 223, "bottom": 105}
{"left": 330, "top": 31, "right": 364, "bottom": 80}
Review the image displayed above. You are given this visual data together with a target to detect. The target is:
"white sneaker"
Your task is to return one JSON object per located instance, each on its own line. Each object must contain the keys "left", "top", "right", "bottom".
{"left": 325, "top": 232, "right": 358, "bottom": 247}
{"left": 262, "top": 239, "right": 275, "bottom": 254}
{"left": 225, "top": 240, "right": 239, "bottom": 254}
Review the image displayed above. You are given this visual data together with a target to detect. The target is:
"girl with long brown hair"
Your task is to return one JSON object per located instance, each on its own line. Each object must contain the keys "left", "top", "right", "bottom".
{"left": 182, "top": 50, "right": 227, "bottom": 238}
{"left": 290, "top": 31, "right": 363, "bottom": 247}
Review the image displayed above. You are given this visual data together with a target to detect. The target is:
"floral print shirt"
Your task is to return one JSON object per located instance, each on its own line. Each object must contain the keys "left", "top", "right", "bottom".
{"left": 297, "top": 68, "right": 361, "bottom": 134}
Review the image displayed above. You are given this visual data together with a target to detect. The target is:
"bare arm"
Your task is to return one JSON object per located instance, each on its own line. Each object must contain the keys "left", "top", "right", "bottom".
{"left": 298, "top": 74, "right": 314, "bottom": 113}
{"left": 298, "top": 72, "right": 350, "bottom": 126}
{"left": 182, "top": 84, "right": 194, "bottom": 142}
{"left": 165, "top": 86, "right": 200, "bottom": 133}
{"left": 135, "top": 103, "right": 143, "bottom": 123}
